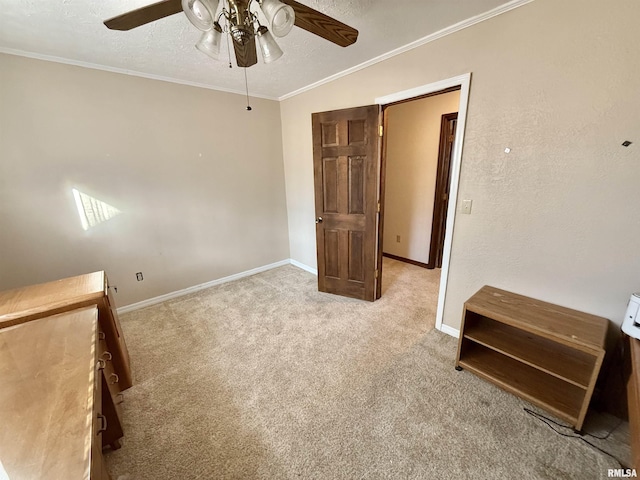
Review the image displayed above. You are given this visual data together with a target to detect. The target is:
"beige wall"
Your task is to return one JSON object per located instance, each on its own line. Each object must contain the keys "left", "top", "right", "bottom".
{"left": 280, "top": 0, "right": 640, "bottom": 329}
{"left": 0, "top": 54, "right": 290, "bottom": 306}
{"left": 383, "top": 91, "right": 460, "bottom": 263}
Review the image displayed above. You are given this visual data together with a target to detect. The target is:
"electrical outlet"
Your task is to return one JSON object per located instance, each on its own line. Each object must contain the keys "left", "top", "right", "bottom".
{"left": 461, "top": 200, "right": 473, "bottom": 215}
{"left": 136, "top": 272, "right": 144, "bottom": 281}
{"left": 396, "top": 235, "right": 401, "bottom": 243}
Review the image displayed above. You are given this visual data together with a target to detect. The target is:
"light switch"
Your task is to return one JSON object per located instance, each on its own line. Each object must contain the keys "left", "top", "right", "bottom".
{"left": 461, "top": 200, "right": 473, "bottom": 215}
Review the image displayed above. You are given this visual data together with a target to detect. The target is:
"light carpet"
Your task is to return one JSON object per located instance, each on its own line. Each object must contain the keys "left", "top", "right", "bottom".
{"left": 105, "top": 258, "right": 630, "bottom": 479}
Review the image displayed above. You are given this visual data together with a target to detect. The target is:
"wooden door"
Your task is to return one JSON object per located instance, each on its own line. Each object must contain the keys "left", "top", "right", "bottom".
{"left": 312, "top": 105, "right": 381, "bottom": 301}
{"left": 428, "top": 112, "right": 457, "bottom": 269}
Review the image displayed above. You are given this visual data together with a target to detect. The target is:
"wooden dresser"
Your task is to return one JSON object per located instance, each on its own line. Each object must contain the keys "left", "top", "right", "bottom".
{"left": 0, "top": 271, "right": 132, "bottom": 391}
{"left": 0, "top": 307, "right": 121, "bottom": 479}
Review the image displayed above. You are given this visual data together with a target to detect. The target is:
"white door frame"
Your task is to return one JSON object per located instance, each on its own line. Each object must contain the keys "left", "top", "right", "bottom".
{"left": 375, "top": 72, "right": 471, "bottom": 337}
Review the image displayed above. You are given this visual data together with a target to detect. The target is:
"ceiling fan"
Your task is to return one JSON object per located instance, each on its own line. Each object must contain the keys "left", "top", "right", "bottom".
{"left": 104, "top": 0, "right": 359, "bottom": 68}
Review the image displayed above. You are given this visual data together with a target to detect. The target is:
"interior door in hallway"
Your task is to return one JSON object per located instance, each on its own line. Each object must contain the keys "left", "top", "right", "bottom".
{"left": 428, "top": 112, "right": 458, "bottom": 269}
{"left": 312, "top": 105, "right": 381, "bottom": 301}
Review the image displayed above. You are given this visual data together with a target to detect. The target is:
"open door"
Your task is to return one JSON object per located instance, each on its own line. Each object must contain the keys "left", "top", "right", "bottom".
{"left": 312, "top": 105, "right": 381, "bottom": 301}
{"left": 428, "top": 112, "right": 458, "bottom": 269}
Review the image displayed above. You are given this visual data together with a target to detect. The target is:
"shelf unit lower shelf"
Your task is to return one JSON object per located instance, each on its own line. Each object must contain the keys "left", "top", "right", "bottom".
{"left": 459, "top": 342, "right": 584, "bottom": 425}
{"left": 455, "top": 286, "right": 608, "bottom": 431}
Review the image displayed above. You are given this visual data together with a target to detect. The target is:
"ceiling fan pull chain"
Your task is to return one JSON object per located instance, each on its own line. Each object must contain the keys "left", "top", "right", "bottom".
{"left": 224, "top": 15, "right": 233, "bottom": 68}
{"left": 244, "top": 68, "right": 252, "bottom": 111}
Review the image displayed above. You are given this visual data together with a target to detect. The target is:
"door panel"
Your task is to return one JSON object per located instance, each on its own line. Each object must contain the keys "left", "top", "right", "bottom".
{"left": 312, "top": 105, "right": 380, "bottom": 301}
{"left": 348, "top": 231, "right": 365, "bottom": 282}
{"left": 348, "top": 157, "right": 365, "bottom": 214}
{"left": 323, "top": 158, "right": 339, "bottom": 212}
{"left": 324, "top": 230, "right": 340, "bottom": 278}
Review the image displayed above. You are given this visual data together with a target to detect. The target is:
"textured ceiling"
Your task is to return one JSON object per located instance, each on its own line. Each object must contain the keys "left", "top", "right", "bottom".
{"left": 0, "top": 0, "right": 515, "bottom": 99}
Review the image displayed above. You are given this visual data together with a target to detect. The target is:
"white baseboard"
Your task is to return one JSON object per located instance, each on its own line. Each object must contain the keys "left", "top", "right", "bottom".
{"left": 117, "top": 259, "right": 290, "bottom": 314}
{"left": 118, "top": 258, "right": 455, "bottom": 325}
{"left": 289, "top": 259, "right": 318, "bottom": 275}
{"left": 437, "top": 323, "right": 460, "bottom": 338}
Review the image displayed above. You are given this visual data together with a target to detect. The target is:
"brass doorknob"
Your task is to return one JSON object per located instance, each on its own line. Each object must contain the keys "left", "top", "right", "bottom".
{"left": 315, "top": 217, "right": 323, "bottom": 224}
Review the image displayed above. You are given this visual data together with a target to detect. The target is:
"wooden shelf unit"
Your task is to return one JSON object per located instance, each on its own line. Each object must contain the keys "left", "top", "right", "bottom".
{"left": 456, "top": 286, "right": 608, "bottom": 431}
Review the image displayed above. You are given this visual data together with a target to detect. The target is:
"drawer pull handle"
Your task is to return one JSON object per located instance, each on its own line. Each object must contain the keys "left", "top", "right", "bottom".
{"left": 102, "top": 351, "right": 112, "bottom": 361}
{"left": 97, "top": 359, "right": 106, "bottom": 370}
{"left": 97, "top": 414, "right": 107, "bottom": 434}
{"left": 98, "top": 331, "right": 106, "bottom": 340}
{"left": 110, "top": 373, "right": 119, "bottom": 384}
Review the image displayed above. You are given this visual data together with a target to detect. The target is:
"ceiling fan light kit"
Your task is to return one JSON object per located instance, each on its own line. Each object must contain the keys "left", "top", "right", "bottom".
{"left": 178, "top": 0, "right": 292, "bottom": 66}
{"left": 260, "top": 0, "right": 295, "bottom": 37}
{"left": 181, "top": 0, "right": 219, "bottom": 31}
{"left": 195, "top": 22, "right": 224, "bottom": 60}
{"left": 104, "top": 0, "right": 359, "bottom": 68}
{"left": 256, "top": 25, "right": 283, "bottom": 63}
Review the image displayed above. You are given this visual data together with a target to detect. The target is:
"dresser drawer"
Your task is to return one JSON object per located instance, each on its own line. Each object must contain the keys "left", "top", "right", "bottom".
{"left": 98, "top": 332, "right": 124, "bottom": 451}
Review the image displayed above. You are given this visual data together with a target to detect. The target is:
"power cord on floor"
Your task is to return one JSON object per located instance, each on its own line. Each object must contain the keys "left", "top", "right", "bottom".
{"left": 524, "top": 408, "right": 628, "bottom": 468}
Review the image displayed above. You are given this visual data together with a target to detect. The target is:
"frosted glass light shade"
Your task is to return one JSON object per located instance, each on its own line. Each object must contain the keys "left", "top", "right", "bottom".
{"left": 182, "top": 0, "right": 219, "bottom": 31}
{"left": 196, "top": 23, "right": 223, "bottom": 60}
{"left": 260, "top": 0, "right": 295, "bottom": 37}
{"left": 257, "top": 26, "right": 283, "bottom": 63}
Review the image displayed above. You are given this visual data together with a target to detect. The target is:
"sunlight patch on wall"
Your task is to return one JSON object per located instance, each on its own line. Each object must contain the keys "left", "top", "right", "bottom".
{"left": 0, "top": 459, "right": 9, "bottom": 480}
{"left": 72, "top": 188, "right": 121, "bottom": 231}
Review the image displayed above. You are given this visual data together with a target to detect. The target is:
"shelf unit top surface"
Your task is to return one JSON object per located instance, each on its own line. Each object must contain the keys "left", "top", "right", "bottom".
{"left": 465, "top": 286, "right": 608, "bottom": 350}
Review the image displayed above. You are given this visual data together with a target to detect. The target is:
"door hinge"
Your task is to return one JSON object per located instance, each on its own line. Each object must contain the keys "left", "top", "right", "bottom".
{"left": 375, "top": 269, "right": 379, "bottom": 279}
{"left": 379, "top": 125, "right": 384, "bottom": 137}
{"left": 377, "top": 202, "right": 381, "bottom": 213}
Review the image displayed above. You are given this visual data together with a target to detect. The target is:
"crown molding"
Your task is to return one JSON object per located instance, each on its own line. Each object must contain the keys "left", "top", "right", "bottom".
{"left": 0, "top": 47, "right": 280, "bottom": 101}
{"left": 278, "top": 0, "right": 534, "bottom": 101}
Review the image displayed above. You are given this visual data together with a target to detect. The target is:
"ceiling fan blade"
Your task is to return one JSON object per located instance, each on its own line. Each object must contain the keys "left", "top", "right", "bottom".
{"left": 233, "top": 37, "right": 258, "bottom": 68}
{"left": 104, "top": 0, "right": 183, "bottom": 31}
{"left": 280, "top": 0, "right": 358, "bottom": 47}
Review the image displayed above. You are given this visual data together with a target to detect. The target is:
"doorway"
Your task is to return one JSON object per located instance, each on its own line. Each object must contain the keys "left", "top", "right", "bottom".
{"left": 310, "top": 74, "right": 471, "bottom": 334}
{"left": 380, "top": 90, "right": 460, "bottom": 271}
{"left": 376, "top": 73, "right": 471, "bottom": 334}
